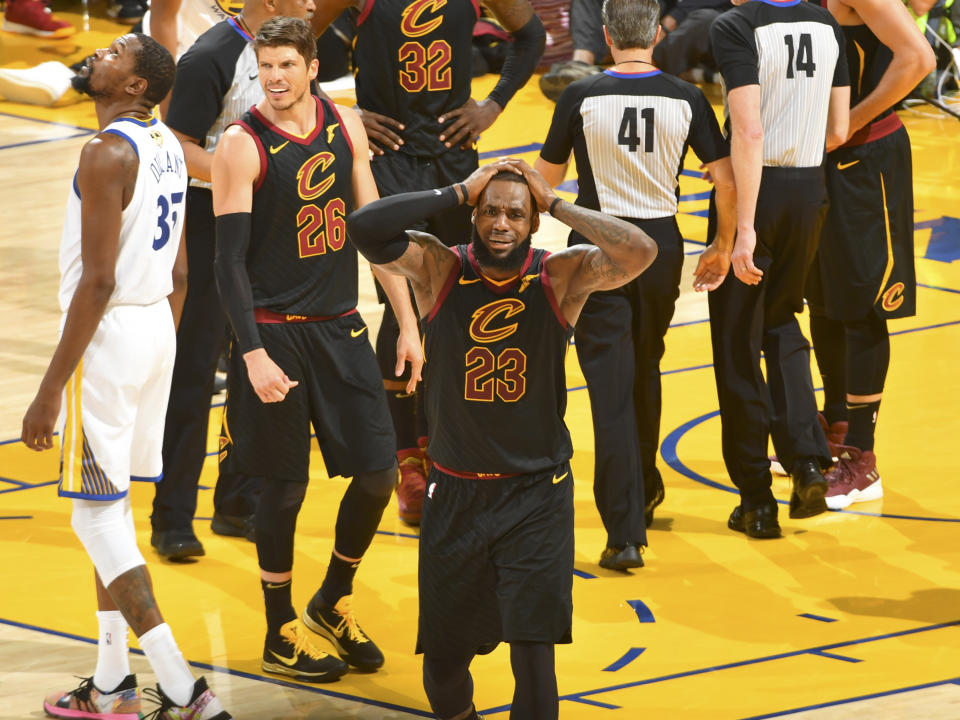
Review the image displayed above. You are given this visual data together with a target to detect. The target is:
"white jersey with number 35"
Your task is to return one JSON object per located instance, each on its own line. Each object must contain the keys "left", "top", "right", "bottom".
{"left": 59, "top": 116, "right": 187, "bottom": 313}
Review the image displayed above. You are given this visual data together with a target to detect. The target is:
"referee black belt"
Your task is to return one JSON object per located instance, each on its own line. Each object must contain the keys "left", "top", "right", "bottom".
{"left": 253, "top": 307, "right": 358, "bottom": 324}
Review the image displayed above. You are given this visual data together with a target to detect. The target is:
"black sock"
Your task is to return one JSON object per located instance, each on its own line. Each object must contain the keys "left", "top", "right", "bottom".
{"left": 261, "top": 579, "right": 296, "bottom": 634}
{"left": 319, "top": 553, "right": 359, "bottom": 607}
{"left": 844, "top": 399, "right": 880, "bottom": 452}
{"left": 810, "top": 314, "right": 847, "bottom": 424}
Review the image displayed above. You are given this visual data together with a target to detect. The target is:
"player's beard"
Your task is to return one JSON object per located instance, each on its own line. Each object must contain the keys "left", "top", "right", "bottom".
{"left": 71, "top": 60, "right": 108, "bottom": 100}
{"left": 471, "top": 227, "right": 532, "bottom": 272}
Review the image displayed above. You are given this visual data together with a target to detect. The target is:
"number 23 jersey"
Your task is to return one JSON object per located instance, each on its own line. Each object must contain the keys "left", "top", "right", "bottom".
{"left": 59, "top": 116, "right": 187, "bottom": 312}
{"left": 423, "top": 245, "right": 574, "bottom": 475}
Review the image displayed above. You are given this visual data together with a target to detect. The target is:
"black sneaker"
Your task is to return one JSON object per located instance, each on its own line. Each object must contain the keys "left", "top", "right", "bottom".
{"left": 106, "top": 0, "right": 144, "bottom": 24}
{"left": 210, "top": 512, "right": 255, "bottom": 542}
{"left": 302, "top": 594, "right": 384, "bottom": 672}
{"left": 141, "top": 676, "right": 231, "bottom": 719}
{"left": 539, "top": 60, "right": 602, "bottom": 101}
{"left": 599, "top": 544, "right": 644, "bottom": 571}
{"left": 262, "top": 619, "right": 348, "bottom": 683}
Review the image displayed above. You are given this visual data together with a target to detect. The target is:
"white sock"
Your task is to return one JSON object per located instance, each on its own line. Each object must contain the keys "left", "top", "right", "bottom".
{"left": 137, "top": 623, "right": 195, "bottom": 707}
{"left": 93, "top": 611, "right": 130, "bottom": 692}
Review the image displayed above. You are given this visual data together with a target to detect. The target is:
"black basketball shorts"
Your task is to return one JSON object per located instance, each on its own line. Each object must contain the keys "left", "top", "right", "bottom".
{"left": 220, "top": 313, "right": 397, "bottom": 483}
{"left": 809, "top": 126, "right": 916, "bottom": 321}
{"left": 416, "top": 461, "right": 575, "bottom": 658}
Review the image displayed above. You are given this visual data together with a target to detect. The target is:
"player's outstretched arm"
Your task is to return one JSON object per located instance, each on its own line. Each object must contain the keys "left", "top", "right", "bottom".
{"left": 342, "top": 105, "right": 424, "bottom": 391}
{"left": 508, "top": 160, "right": 656, "bottom": 326}
{"left": 212, "top": 126, "right": 299, "bottom": 403}
{"left": 310, "top": 0, "right": 361, "bottom": 39}
{"left": 838, "top": 0, "right": 935, "bottom": 136}
{"left": 438, "top": 0, "right": 545, "bottom": 149}
{"left": 22, "top": 135, "right": 133, "bottom": 450}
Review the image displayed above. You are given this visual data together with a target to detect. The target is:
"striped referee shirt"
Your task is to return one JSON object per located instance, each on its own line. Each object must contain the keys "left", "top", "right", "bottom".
{"left": 711, "top": 0, "right": 849, "bottom": 168}
{"left": 540, "top": 69, "right": 729, "bottom": 220}
{"left": 166, "top": 17, "right": 264, "bottom": 189}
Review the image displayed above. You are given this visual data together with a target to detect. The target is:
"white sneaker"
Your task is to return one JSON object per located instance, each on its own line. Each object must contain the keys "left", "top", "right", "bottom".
{"left": 0, "top": 61, "right": 74, "bottom": 105}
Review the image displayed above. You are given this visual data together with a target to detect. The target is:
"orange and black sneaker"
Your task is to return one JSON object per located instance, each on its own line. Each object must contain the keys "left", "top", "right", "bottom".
{"left": 262, "top": 619, "right": 348, "bottom": 683}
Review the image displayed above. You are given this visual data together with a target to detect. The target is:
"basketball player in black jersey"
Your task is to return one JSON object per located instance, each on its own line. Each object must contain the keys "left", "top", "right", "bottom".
{"left": 311, "top": 0, "right": 545, "bottom": 526}
{"left": 211, "top": 17, "right": 423, "bottom": 682}
{"left": 804, "top": 0, "right": 934, "bottom": 510}
{"left": 346, "top": 159, "right": 656, "bottom": 719}
{"left": 536, "top": 0, "right": 736, "bottom": 570}
{"left": 710, "top": 0, "right": 850, "bottom": 538}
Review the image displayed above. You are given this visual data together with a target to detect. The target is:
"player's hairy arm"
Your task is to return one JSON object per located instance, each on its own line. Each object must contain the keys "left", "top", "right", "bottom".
{"left": 22, "top": 135, "right": 134, "bottom": 450}
{"left": 833, "top": 0, "right": 935, "bottom": 135}
{"left": 693, "top": 156, "right": 736, "bottom": 292}
{"left": 342, "top": 105, "right": 424, "bottom": 390}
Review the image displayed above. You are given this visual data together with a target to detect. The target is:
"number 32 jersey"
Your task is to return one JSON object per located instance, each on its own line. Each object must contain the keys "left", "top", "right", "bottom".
{"left": 423, "top": 245, "right": 574, "bottom": 475}
{"left": 59, "top": 116, "right": 187, "bottom": 312}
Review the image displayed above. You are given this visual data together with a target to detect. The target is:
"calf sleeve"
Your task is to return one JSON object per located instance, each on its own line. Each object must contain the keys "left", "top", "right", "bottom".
{"left": 255, "top": 480, "right": 308, "bottom": 574}
{"left": 423, "top": 652, "right": 475, "bottom": 719}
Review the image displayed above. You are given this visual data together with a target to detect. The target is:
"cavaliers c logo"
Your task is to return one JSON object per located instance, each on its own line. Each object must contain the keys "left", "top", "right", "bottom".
{"left": 469, "top": 298, "right": 524, "bottom": 344}
{"left": 296, "top": 152, "right": 335, "bottom": 201}
{"left": 882, "top": 282, "right": 905, "bottom": 312}
{"left": 401, "top": 0, "right": 446, "bottom": 38}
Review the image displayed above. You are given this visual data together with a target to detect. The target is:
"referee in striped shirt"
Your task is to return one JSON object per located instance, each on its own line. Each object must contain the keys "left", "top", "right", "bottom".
{"left": 535, "top": 0, "right": 736, "bottom": 570}
{"left": 709, "top": 0, "right": 850, "bottom": 539}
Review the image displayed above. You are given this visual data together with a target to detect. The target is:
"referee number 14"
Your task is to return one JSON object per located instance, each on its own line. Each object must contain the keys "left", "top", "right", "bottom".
{"left": 618, "top": 107, "right": 654, "bottom": 153}
{"left": 784, "top": 33, "right": 816, "bottom": 78}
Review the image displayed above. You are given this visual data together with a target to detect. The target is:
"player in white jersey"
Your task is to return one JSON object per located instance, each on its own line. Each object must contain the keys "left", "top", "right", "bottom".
{"left": 21, "top": 33, "right": 231, "bottom": 720}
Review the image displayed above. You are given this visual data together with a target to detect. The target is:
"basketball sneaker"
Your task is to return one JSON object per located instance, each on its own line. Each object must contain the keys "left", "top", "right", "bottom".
{"left": 825, "top": 446, "right": 882, "bottom": 510}
{"left": 770, "top": 413, "right": 848, "bottom": 475}
{"left": 141, "top": 677, "right": 230, "bottom": 719}
{"left": 397, "top": 448, "right": 426, "bottom": 526}
{"left": 3, "top": 0, "right": 75, "bottom": 38}
{"left": 44, "top": 674, "right": 140, "bottom": 719}
{"left": 302, "top": 594, "right": 384, "bottom": 671}
{"left": 262, "top": 619, "right": 348, "bottom": 683}
{"left": 539, "top": 60, "right": 602, "bottom": 102}
{"left": 0, "top": 61, "right": 75, "bottom": 106}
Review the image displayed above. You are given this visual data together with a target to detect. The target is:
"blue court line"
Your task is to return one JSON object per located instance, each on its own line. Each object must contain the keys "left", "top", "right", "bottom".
{"left": 375, "top": 529, "right": 420, "bottom": 540}
{"left": 479, "top": 619, "right": 960, "bottom": 715}
{"left": 478, "top": 142, "right": 543, "bottom": 159}
{"left": 0, "top": 515, "right": 32, "bottom": 520}
{"left": 741, "top": 676, "right": 960, "bottom": 719}
{"left": 0, "top": 110, "right": 93, "bottom": 133}
{"left": 660, "top": 407, "right": 960, "bottom": 523}
{"left": 0, "top": 480, "right": 57, "bottom": 495}
{"left": 797, "top": 613, "right": 837, "bottom": 623}
{"left": 568, "top": 696, "right": 622, "bottom": 709}
{"left": 0, "top": 129, "right": 93, "bottom": 151}
{"left": 0, "top": 476, "right": 28, "bottom": 486}
{"left": 918, "top": 281, "right": 960, "bottom": 294}
{"left": 626, "top": 599, "right": 655, "bottom": 623}
{"left": 572, "top": 568, "right": 598, "bottom": 579}
{"left": 0, "top": 616, "right": 433, "bottom": 717}
{"left": 809, "top": 649, "right": 862, "bottom": 663}
{"left": 679, "top": 190, "right": 712, "bottom": 202}
{"left": 603, "top": 647, "right": 646, "bottom": 672}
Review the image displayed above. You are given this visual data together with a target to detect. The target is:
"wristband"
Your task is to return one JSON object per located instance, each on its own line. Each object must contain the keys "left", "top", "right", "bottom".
{"left": 549, "top": 197, "right": 562, "bottom": 215}
{"left": 458, "top": 182, "right": 468, "bottom": 204}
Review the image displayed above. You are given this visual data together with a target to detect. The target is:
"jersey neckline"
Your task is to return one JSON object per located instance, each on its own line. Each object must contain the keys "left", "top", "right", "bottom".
{"left": 466, "top": 244, "right": 535, "bottom": 294}
{"left": 754, "top": 0, "right": 802, "bottom": 6}
{"left": 604, "top": 69, "right": 663, "bottom": 79}
{"left": 250, "top": 96, "right": 324, "bottom": 145}
{"left": 228, "top": 16, "right": 253, "bottom": 42}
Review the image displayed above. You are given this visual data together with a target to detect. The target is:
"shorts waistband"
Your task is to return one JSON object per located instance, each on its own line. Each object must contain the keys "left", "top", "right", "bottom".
{"left": 760, "top": 165, "right": 825, "bottom": 180}
{"left": 842, "top": 112, "right": 903, "bottom": 148}
{"left": 432, "top": 462, "right": 520, "bottom": 480}
{"left": 254, "top": 307, "right": 357, "bottom": 324}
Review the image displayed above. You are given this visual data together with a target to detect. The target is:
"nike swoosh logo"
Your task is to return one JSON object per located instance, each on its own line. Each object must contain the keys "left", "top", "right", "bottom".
{"left": 459, "top": 277, "right": 481, "bottom": 285}
{"left": 553, "top": 471, "right": 569, "bottom": 485}
{"left": 265, "top": 582, "right": 290, "bottom": 589}
{"left": 269, "top": 649, "right": 299, "bottom": 667}
{"left": 837, "top": 160, "right": 860, "bottom": 170}
{"left": 395, "top": 391, "right": 415, "bottom": 399}
{"left": 248, "top": 73, "right": 259, "bottom": 81}
{"left": 351, "top": 326, "right": 368, "bottom": 338}
{"left": 269, "top": 141, "right": 289, "bottom": 154}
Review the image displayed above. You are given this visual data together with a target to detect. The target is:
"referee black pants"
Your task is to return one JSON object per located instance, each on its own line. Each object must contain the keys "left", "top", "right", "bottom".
{"left": 573, "top": 218, "right": 683, "bottom": 548}
{"left": 708, "top": 168, "right": 831, "bottom": 510}
{"left": 151, "top": 187, "right": 260, "bottom": 532}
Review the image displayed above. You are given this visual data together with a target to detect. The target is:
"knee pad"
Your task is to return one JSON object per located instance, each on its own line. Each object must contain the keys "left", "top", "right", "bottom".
{"left": 255, "top": 480, "right": 308, "bottom": 573}
{"left": 352, "top": 464, "right": 398, "bottom": 500}
{"left": 845, "top": 314, "right": 889, "bottom": 396}
{"left": 333, "top": 465, "right": 398, "bottom": 558}
{"left": 71, "top": 497, "right": 145, "bottom": 587}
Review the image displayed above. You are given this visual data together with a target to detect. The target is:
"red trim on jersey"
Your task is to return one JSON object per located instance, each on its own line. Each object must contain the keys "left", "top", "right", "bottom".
{"left": 539, "top": 253, "right": 569, "bottom": 329}
{"left": 328, "top": 101, "right": 354, "bottom": 156}
{"left": 469, "top": 0, "right": 481, "bottom": 19}
{"left": 232, "top": 119, "right": 268, "bottom": 193}
{"left": 842, "top": 111, "right": 903, "bottom": 148}
{"left": 249, "top": 96, "right": 323, "bottom": 145}
{"left": 254, "top": 307, "right": 358, "bottom": 323}
{"left": 356, "top": 0, "right": 375, "bottom": 26}
{"left": 425, "top": 247, "right": 462, "bottom": 323}
{"left": 467, "top": 244, "right": 535, "bottom": 294}
{"left": 227, "top": 16, "right": 253, "bottom": 41}
{"left": 433, "top": 461, "right": 519, "bottom": 480}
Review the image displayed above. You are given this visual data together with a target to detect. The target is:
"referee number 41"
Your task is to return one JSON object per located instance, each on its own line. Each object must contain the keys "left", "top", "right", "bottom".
{"left": 618, "top": 107, "right": 655, "bottom": 153}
